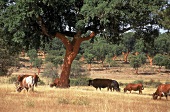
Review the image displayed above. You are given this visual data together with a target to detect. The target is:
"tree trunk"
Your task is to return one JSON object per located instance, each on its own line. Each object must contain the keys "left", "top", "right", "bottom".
{"left": 146, "top": 54, "right": 153, "bottom": 66}
{"left": 135, "top": 68, "right": 139, "bottom": 75}
{"left": 123, "top": 52, "right": 129, "bottom": 63}
{"left": 112, "top": 56, "right": 117, "bottom": 60}
{"left": 55, "top": 32, "right": 96, "bottom": 88}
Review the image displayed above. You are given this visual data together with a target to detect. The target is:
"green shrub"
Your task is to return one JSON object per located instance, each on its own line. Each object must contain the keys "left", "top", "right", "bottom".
{"left": 7, "top": 76, "right": 17, "bottom": 84}
{"left": 38, "top": 80, "right": 46, "bottom": 85}
{"left": 133, "top": 80, "right": 144, "bottom": 84}
{"left": 145, "top": 79, "right": 162, "bottom": 88}
{"left": 70, "top": 77, "right": 91, "bottom": 86}
{"left": 42, "top": 62, "right": 58, "bottom": 80}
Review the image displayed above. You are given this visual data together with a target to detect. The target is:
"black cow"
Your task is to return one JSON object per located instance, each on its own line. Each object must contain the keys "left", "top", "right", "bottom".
{"left": 88, "top": 78, "right": 113, "bottom": 91}
{"left": 111, "top": 80, "right": 120, "bottom": 92}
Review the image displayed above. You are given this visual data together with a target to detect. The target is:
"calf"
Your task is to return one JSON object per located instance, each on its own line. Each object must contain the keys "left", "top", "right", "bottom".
{"left": 124, "top": 83, "right": 144, "bottom": 94}
{"left": 88, "top": 78, "right": 113, "bottom": 91}
{"left": 153, "top": 84, "right": 170, "bottom": 100}
{"left": 17, "top": 76, "right": 35, "bottom": 92}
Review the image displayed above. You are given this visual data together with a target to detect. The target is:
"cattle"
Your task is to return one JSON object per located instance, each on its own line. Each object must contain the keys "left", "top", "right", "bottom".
{"left": 16, "top": 73, "right": 40, "bottom": 87}
{"left": 153, "top": 84, "right": 170, "bottom": 100}
{"left": 88, "top": 78, "right": 113, "bottom": 91}
{"left": 124, "top": 83, "right": 144, "bottom": 94}
{"left": 50, "top": 78, "right": 70, "bottom": 88}
{"left": 111, "top": 80, "right": 120, "bottom": 92}
{"left": 17, "top": 76, "right": 35, "bottom": 92}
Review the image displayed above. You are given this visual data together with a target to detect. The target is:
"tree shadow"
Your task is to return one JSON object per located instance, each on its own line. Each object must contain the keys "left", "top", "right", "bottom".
{"left": 139, "top": 72, "right": 157, "bottom": 75}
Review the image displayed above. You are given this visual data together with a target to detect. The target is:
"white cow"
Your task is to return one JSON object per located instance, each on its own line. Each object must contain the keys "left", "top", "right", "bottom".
{"left": 17, "top": 76, "right": 35, "bottom": 92}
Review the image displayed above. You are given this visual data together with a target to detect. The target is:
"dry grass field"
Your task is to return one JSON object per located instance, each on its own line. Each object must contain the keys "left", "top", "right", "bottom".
{"left": 0, "top": 57, "right": 170, "bottom": 112}
{"left": 0, "top": 84, "right": 170, "bottom": 112}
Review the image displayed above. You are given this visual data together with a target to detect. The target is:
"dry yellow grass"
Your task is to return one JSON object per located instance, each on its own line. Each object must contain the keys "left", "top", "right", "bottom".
{"left": 0, "top": 84, "right": 170, "bottom": 112}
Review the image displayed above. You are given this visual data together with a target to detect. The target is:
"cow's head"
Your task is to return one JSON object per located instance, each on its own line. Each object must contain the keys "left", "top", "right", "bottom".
{"left": 17, "top": 86, "right": 23, "bottom": 92}
{"left": 152, "top": 93, "right": 158, "bottom": 100}
{"left": 88, "top": 80, "right": 92, "bottom": 86}
{"left": 50, "top": 83, "right": 55, "bottom": 88}
{"left": 116, "top": 88, "right": 121, "bottom": 92}
{"left": 124, "top": 88, "right": 127, "bottom": 93}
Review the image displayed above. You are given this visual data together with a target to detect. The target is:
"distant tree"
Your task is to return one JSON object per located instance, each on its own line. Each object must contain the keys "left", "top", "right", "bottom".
{"left": 153, "top": 54, "right": 169, "bottom": 72}
{"left": 84, "top": 49, "right": 95, "bottom": 71}
{"left": 134, "top": 38, "right": 145, "bottom": 55}
{"left": 129, "top": 54, "right": 146, "bottom": 74}
{"left": 158, "top": 4, "right": 170, "bottom": 31}
{"left": 27, "top": 49, "right": 38, "bottom": 69}
{"left": 112, "top": 44, "right": 124, "bottom": 60}
{"left": 70, "top": 60, "right": 89, "bottom": 78}
{"left": 121, "top": 32, "right": 135, "bottom": 63}
{"left": 42, "top": 62, "right": 58, "bottom": 82}
{"left": 93, "top": 39, "right": 109, "bottom": 67}
{"left": 154, "top": 33, "right": 170, "bottom": 55}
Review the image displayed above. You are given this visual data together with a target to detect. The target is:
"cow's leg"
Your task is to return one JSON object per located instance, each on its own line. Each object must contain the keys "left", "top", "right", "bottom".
{"left": 165, "top": 95, "right": 168, "bottom": 100}
{"left": 158, "top": 93, "right": 162, "bottom": 100}
{"left": 139, "top": 90, "right": 142, "bottom": 94}
{"left": 25, "top": 87, "right": 29, "bottom": 92}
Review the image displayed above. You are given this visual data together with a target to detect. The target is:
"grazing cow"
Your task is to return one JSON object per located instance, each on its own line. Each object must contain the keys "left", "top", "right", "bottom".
{"left": 111, "top": 80, "right": 120, "bottom": 92}
{"left": 16, "top": 73, "right": 40, "bottom": 87}
{"left": 88, "top": 78, "right": 113, "bottom": 91}
{"left": 153, "top": 84, "right": 170, "bottom": 100}
{"left": 50, "top": 78, "right": 70, "bottom": 88}
{"left": 17, "top": 76, "right": 35, "bottom": 92}
{"left": 124, "top": 83, "right": 144, "bottom": 94}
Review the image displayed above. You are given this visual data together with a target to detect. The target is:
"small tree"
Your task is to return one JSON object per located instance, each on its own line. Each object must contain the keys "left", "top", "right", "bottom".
{"left": 130, "top": 56, "right": 141, "bottom": 74}
{"left": 153, "top": 54, "right": 169, "bottom": 72}
{"left": 27, "top": 49, "right": 38, "bottom": 69}
{"left": 130, "top": 54, "right": 146, "bottom": 74}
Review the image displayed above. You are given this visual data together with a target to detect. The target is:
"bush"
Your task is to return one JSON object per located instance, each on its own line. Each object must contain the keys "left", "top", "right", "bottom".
{"left": 38, "top": 80, "right": 46, "bottom": 85}
{"left": 33, "top": 58, "right": 43, "bottom": 67}
{"left": 7, "top": 76, "right": 17, "bottom": 84}
{"left": 145, "top": 79, "right": 162, "bottom": 88}
{"left": 70, "top": 60, "right": 90, "bottom": 78}
{"left": 132, "top": 80, "right": 144, "bottom": 84}
{"left": 70, "top": 77, "right": 91, "bottom": 86}
{"left": 42, "top": 62, "right": 59, "bottom": 80}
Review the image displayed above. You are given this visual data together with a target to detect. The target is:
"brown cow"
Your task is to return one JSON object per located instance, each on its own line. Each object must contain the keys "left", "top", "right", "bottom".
{"left": 124, "top": 83, "right": 144, "bottom": 94}
{"left": 153, "top": 84, "right": 170, "bottom": 100}
{"left": 16, "top": 73, "right": 40, "bottom": 87}
{"left": 17, "top": 76, "right": 35, "bottom": 92}
{"left": 50, "top": 78, "right": 70, "bottom": 88}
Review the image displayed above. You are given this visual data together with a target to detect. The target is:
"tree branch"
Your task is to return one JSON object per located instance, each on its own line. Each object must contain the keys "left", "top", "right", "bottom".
{"left": 37, "top": 16, "right": 52, "bottom": 38}
{"left": 79, "top": 32, "right": 96, "bottom": 42}
{"left": 55, "top": 32, "right": 71, "bottom": 50}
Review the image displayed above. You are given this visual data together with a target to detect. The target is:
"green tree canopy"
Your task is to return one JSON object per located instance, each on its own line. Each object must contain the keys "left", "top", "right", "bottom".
{"left": 0, "top": 0, "right": 168, "bottom": 86}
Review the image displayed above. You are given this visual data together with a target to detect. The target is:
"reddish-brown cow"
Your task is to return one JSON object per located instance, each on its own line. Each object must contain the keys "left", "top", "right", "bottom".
{"left": 124, "top": 83, "right": 144, "bottom": 94}
{"left": 153, "top": 84, "right": 170, "bottom": 100}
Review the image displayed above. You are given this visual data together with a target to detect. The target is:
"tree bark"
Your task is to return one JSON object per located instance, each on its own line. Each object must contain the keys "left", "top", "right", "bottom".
{"left": 146, "top": 54, "right": 153, "bottom": 66}
{"left": 122, "top": 51, "right": 129, "bottom": 63}
{"left": 55, "top": 32, "right": 96, "bottom": 87}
